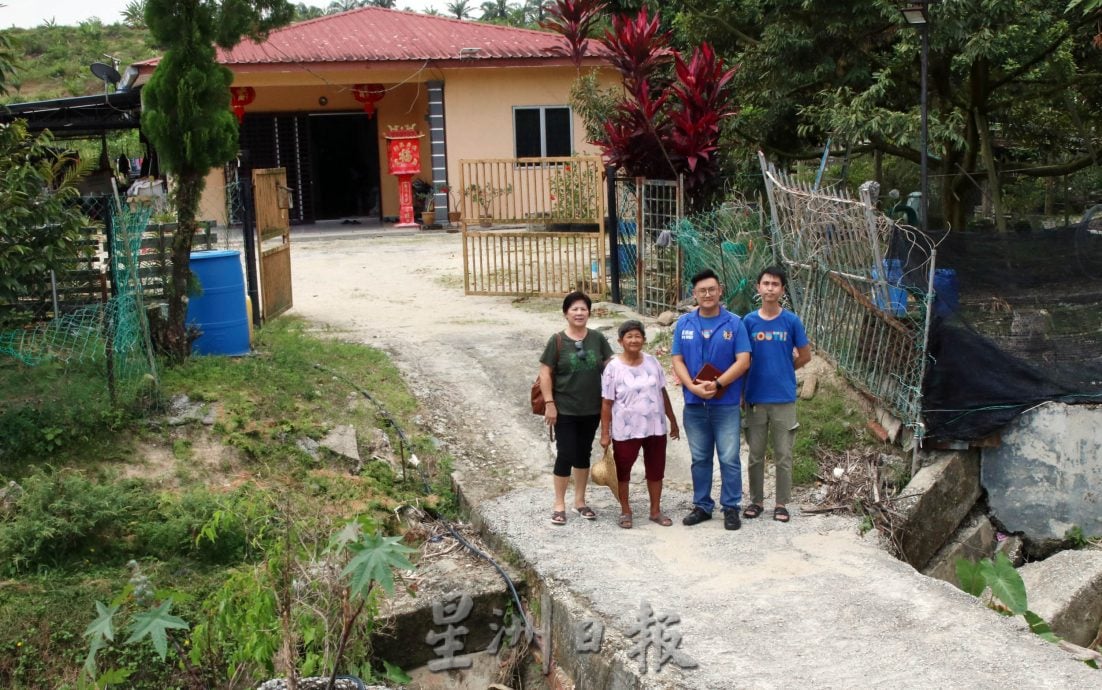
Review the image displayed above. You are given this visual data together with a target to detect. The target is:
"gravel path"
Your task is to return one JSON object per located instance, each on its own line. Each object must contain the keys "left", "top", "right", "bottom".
{"left": 288, "top": 230, "right": 1100, "bottom": 689}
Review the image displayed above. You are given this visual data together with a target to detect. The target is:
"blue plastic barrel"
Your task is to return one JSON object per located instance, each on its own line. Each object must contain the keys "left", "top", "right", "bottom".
{"left": 871, "top": 259, "right": 907, "bottom": 316}
{"left": 933, "top": 268, "right": 960, "bottom": 317}
{"left": 186, "top": 249, "right": 250, "bottom": 356}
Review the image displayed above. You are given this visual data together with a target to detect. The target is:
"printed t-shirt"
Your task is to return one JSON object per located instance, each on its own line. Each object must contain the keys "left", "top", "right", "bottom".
{"left": 540, "top": 329, "right": 612, "bottom": 416}
{"left": 743, "top": 309, "right": 809, "bottom": 404}
{"left": 601, "top": 353, "right": 669, "bottom": 441}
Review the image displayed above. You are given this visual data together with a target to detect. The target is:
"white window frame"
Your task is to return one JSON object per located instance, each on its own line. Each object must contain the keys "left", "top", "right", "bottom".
{"left": 513, "top": 105, "right": 573, "bottom": 158}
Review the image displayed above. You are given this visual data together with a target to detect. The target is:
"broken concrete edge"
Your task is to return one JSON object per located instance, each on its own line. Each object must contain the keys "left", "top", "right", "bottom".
{"left": 894, "top": 448, "right": 982, "bottom": 570}
{"left": 453, "top": 476, "right": 691, "bottom": 689}
{"left": 921, "top": 507, "right": 998, "bottom": 587}
{"left": 1018, "top": 548, "right": 1102, "bottom": 648}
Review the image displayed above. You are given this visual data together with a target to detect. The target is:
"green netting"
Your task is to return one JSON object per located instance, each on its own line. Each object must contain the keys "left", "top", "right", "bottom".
{"left": 673, "top": 203, "right": 773, "bottom": 315}
{"left": 0, "top": 206, "right": 158, "bottom": 402}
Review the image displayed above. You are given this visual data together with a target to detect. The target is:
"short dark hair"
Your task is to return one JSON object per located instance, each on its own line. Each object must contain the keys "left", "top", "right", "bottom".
{"left": 618, "top": 319, "right": 645, "bottom": 339}
{"left": 757, "top": 265, "right": 788, "bottom": 288}
{"left": 562, "top": 291, "right": 592, "bottom": 313}
{"left": 690, "top": 268, "right": 719, "bottom": 286}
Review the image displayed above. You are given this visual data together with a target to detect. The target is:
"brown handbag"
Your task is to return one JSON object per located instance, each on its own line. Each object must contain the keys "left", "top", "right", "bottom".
{"left": 531, "top": 334, "right": 562, "bottom": 415}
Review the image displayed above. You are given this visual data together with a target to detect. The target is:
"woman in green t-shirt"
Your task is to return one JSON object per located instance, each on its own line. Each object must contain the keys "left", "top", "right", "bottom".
{"left": 538, "top": 291, "right": 613, "bottom": 525}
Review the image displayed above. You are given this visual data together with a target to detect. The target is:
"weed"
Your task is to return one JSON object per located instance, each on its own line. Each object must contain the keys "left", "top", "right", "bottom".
{"left": 791, "top": 381, "right": 868, "bottom": 486}
{"left": 0, "top": 360, "right": 140, "bottom": 471}
{"left": 1065, "top": 525, "right": 1089, "bottom": 549}
{"left": 172, "top": 438, "right": 193, "bottom": 461}
{"left": 955, "top": 553, "right": 1098, "bottom": 669}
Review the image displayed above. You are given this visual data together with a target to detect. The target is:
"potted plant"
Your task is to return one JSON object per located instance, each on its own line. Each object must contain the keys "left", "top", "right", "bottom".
{"left": 465, "top": 182, "right": 512, "bottom": 227}
{"left": 440, "top": 184, "right": 461, "bottom": 225}
{"left": 549, "top": 163, "right": 600, "bottom": 231}
{"left": 414, "top": 184, "right": 435, "bottom": 227}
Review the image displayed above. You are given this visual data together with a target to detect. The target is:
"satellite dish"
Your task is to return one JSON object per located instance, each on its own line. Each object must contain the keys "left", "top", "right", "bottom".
{"left": 90, "top": 62, "right": 122, "bottom": 84}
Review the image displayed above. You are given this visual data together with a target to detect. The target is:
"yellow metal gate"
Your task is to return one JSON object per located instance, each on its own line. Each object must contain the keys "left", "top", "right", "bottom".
{"left": 252, "top": 168, "right": 293, "bottom": 320}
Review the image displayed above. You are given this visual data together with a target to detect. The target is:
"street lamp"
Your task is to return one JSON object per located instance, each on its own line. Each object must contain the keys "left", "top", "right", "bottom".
{"left": 900, "top": 2, "right": 931, "bottom": 235}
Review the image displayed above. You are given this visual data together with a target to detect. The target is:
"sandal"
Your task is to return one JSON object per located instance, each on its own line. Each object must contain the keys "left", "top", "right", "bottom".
{"left": 573, "top": 506, "right": 597, "bottom": 520}
{"left": 743, "top": 504, "right": 764, "bottom": 519}
{"left": 773, "top": 506, "right": 790, "bottom": 523}
{"left": 618, "top": 513, "right": 633, "bottom": 529}
{"left": 550, "top": 510, "right": 567, "bottom": 525}
{"left": 648, "top": 513, "right": 673, "bottom": 527}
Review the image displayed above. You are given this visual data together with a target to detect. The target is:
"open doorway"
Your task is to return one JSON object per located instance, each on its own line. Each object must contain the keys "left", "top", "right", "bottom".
{"left": 308, "top": 113, "right": 380, "bottom": 222}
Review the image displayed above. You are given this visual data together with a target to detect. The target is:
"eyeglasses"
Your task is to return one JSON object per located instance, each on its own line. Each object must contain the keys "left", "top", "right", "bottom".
{"left": 574, "top": 340, "right": 588, "bottom": 360}
{"left": 695, "top": 286, "right": 720, "bottom": 296}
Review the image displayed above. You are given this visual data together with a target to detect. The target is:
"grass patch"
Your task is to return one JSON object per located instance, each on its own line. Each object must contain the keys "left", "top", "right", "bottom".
{"left": 793, "top": 380, "right": 870, "bottom": 484}
{"left": 0, "top": 316, "right": 459, "bottom": 686}
{"left": 0, "top": 359, "right": 142, "bottom": 473}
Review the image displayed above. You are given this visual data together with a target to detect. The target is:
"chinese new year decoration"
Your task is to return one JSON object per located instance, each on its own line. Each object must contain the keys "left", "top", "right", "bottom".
{"left": 229, "top": 86, "right": 255, "bottom": 124}
{"left": 352, "top": 83, "right": 386, "bottom": 118}
{"left": 385, "top": 124, "right": 423, "bottom": 227}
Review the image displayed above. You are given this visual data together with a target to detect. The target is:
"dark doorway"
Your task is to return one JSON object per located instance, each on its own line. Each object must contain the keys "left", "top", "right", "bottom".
{"left": 308, "top": 113, "right": 380, "bottom": 221}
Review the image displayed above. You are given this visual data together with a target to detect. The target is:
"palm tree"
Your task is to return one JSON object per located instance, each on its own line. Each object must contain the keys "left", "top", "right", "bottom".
{"left": 0, "top": 29, "right": 15, "bottom": 96}
{"left": 479, "top": 0, "right": 512, "bottom": 22}
{"left": 120, "top": 0, "right": 148, "bottom": 28}
{"left": 368, "top": 0, "right": 397, "bottom": 7}
{"left": 520, "top": 0, "right": 545, "bottom": 25}
{"left": 327, "top": 0, "right": 365, "bottom": 13}
{"left": 293, "top": 2, "right": 326, "bottom": 19}
{"left": 446, "top": 0, "right": 473, "bottom": 19}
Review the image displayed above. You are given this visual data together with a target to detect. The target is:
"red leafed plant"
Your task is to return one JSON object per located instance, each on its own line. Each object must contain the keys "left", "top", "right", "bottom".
{"left": 540, "top": 0, "right": 608, "bottom": 68}
{"left": 545, "top": 1, "right": 737, "bottom": 210}
{"left": 600, "top": 7, "right": 674, "bottom": 92}
{"left": 667, "top": 43, "right": 738, "bottom": 193}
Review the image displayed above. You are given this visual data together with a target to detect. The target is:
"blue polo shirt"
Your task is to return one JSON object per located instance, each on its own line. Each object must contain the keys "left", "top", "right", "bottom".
{"left": 672, "top": 307, "right": 751, "bottom": 405}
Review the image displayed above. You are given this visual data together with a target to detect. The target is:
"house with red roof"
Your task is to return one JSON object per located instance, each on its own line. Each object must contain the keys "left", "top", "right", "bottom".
{"left": 128, "top": 7, "right": 616, "bottom": 226}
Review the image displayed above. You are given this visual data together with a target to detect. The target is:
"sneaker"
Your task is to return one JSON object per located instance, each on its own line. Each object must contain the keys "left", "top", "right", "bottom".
{"left": 682, "top": 507, "right": 712, "bottom": 526}
{"left": 723, "top": 509, "right": 742, "bottom": 531}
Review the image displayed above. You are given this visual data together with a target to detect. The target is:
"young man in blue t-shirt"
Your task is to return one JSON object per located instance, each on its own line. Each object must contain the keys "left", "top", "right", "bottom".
{"left": 741, "top": 266, "right": 811, "bottom": 523}
{"left": 672, "top": 269, "right": 752, "bottom": 530}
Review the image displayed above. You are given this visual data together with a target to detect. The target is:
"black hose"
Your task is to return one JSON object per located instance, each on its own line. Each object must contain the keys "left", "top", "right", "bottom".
{"left": 312, "top": 362, "right": 532, "bottom": 638}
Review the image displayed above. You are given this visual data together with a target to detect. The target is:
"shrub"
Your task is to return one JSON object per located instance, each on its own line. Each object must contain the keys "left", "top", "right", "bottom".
{"left": 0, "top": 470, "right": 158, "bottom": 574}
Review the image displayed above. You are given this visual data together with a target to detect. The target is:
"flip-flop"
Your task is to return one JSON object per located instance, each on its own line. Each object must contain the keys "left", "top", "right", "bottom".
{"left": 550, "top": 510, "right": 566, "bottom": 525}
{"left": 573, "top": 506, "right": 597, "bottom": 520}
{"left": 618, "top": 513, "right": 633, "bottom": 529}
{"left": 773, "top": 506, "right": 790, "bottom": 523}
{"left": 648, "top": 513, "right": 673, "bottom": 526}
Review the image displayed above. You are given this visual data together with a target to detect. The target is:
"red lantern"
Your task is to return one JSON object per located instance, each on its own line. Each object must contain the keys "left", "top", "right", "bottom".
{"left": 230, "top": 86, "right": 255, "bottom": 124}
{"left": 352, "top": 83, "right": 386, "bottom": 118}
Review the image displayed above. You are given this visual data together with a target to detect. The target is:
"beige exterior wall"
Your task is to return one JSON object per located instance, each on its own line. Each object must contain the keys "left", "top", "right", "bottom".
{"left": 197, "top": 63, "right": 619, "bottom": 221}
{"left": 439, "top": 66, "right": 620, "bottom": 214}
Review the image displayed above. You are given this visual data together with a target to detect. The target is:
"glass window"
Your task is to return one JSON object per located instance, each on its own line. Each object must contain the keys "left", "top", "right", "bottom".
{"left": 514, "top": 106, "right": 572, "bottom": 158}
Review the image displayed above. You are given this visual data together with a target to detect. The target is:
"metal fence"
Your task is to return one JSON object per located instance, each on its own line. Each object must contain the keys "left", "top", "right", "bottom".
{"left": 613, "top": 177, "right": 684, "bottom": 315}
{"left": 760, "top": 154, "right": 936, "bottom": 436}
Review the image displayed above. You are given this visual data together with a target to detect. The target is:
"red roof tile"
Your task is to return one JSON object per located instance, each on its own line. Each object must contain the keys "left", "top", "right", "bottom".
{"left": 214, "top": 7, "right": 610, "bottom": 65}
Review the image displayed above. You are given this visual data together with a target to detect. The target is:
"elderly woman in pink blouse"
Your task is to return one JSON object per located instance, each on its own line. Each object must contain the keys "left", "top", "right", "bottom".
{"left": 599, "top": 320, "right": 680, "bottom": 529}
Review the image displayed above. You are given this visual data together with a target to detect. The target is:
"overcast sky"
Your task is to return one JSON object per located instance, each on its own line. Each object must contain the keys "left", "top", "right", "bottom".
{"left": 2, "top": 0, "right": 443, "bottom": 29}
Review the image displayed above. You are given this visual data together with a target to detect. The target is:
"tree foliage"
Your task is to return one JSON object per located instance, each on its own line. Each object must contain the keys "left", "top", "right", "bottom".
{"left": 668, "top": 0, "right": 1102, "bottom": 228}
{"left": 141, "top": 0, "right": 294, "bottom": 359}
{"left": 0, "top": 121, "right": 89, "bottom": 319}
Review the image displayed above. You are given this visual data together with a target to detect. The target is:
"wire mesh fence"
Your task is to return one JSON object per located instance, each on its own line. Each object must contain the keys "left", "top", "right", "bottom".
{"left": 760, "top": 154, "right": 936, "bottom": 437}
{"left": 0, "top": 206, "right": 159, "bottom": 405}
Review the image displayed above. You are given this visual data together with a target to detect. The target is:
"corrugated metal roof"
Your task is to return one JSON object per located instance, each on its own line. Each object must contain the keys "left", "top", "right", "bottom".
{"left": 214, "top": 7, "right": 609, "bottom": 65}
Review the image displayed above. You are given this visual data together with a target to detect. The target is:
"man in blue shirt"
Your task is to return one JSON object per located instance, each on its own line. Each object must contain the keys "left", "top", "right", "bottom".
{"left": 672, "top": 269, "right": 752, "bottom": 530}
{"left": 741, "top": 266, "right": 811, "bottom": 523}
